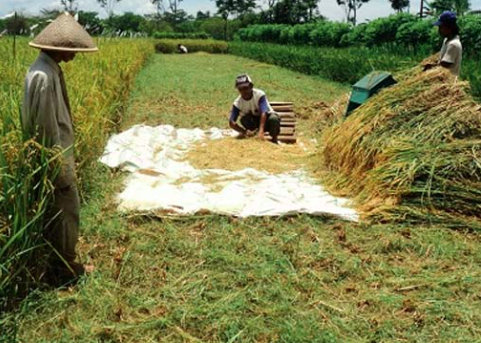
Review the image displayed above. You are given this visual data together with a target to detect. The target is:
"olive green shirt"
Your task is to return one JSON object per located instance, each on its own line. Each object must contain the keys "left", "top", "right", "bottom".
{"left": 22, "top": 51, "right": 76, "bottom": 188}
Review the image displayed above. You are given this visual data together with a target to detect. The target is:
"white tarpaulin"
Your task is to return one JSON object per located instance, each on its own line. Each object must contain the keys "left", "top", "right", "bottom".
{"left": 100, "top": 125, "right": 359, "bottom": 221}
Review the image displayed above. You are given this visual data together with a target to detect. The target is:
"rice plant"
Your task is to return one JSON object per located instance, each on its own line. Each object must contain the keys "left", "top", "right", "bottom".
{"left": 0, "top": 37, "right": 155, "bottom": 312}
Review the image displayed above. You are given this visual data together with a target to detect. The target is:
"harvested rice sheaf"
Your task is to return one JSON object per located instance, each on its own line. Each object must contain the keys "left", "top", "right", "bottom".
{"left": 186, "top": 137, "right": 313, "bottom": 174}
{"left": 322, "top": 66, "right": 481, "bottom": 228}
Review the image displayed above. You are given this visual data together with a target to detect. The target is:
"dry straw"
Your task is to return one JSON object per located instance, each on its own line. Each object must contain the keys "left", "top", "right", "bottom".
{"left": 186, "top": 137, "right": 313, "bottom": 174}
{"left": 321, "top": 63, "right": 481, "bottom": 228}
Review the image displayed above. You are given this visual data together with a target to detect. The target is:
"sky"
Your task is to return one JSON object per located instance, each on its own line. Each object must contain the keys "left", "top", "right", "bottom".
{"left": 1, "top": 0, "right": 481, "bottom": 23}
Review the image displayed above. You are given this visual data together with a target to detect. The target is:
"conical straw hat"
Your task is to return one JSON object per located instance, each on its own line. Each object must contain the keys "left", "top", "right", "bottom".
{"left": 29, "top": 13, "right": 98, "bottom": 52}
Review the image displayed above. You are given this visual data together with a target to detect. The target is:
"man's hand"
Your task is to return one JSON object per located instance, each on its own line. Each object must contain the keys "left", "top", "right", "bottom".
{"left": 423, "top": 63, "right": 437, "bottom": 72}
{"left": 257, "top": 131, "right": 265, "bottom": 140}
{"left": 246, "top": 130, "right": 256, "bottom": 138}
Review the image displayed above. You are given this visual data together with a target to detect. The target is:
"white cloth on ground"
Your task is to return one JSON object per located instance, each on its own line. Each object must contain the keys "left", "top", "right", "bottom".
{"left": 100, "top": 125, "right": 359, "bottom": 221}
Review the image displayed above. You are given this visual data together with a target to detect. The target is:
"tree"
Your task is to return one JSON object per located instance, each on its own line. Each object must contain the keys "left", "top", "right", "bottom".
{"left": 105, "top": 12, "right": 146, "bottom": 33}
{"left": 429, "top": 0, "right": 471, "bottom": 15}
{"left": 336, "top": 0, "right": 370, "bottom": 25}
{"left": 151, "top": 0, "right": 165, "bottom": 17}
{"left": 266, "top": 0, "right": 320, "bottom": 24}
{"left": 163, "top": 9, "right": 192, "bottom": 26}
{"left": 215, "top": 0, "right": 257, "bottom": 39}
{"left": 4, "top": 13, "right": 29, "bottom": 35}
{"left": 78, "top": 11, "right": 102, "bottom": 34}
{"left": 196, "top": 11, "right": 211, "bottom": 20}
{"left": 97, "top": 0, "right": 122, "bottom": 17}
{"left": 266, "top": 0, "right": 278, "bottom": 8}
{"left": 168, "top": 0, "right": 184, "bottom": 17}
{"left": 60, "top": 0, "right": 78, "bottom": 13}
{"left": 389, "top": 0, "right": 410, "bottom": 13}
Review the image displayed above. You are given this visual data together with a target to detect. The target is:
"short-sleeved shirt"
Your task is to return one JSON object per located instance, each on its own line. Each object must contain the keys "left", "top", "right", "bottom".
{"left": 440, "top": 35, "right": 463, "bottom": 77}
{"left": 230, "top": 88, "right": 273, "bottom": 122}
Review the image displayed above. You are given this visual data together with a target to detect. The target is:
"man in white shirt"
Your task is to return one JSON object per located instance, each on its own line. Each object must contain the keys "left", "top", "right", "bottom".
{"left": 229, "top": 74, "right": 281, "bottom": 143}
{"left": 178, "top": 44, "right": 188, "bottom": 54}
{"left": 424, "top": 11, "right": 463, "bottom": 77}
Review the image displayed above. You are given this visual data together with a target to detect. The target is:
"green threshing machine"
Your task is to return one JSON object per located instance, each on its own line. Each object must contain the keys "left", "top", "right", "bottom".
{"left": 345, "top": 71, "right": 397, "bottom": 117}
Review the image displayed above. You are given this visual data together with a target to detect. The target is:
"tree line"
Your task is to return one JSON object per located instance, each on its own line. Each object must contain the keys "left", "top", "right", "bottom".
{"left": 0, "top": 0, "right": 475, "bottom": 39}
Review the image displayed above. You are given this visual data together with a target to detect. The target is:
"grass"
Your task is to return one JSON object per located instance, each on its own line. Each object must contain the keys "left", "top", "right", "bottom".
{"left": 3, "top": 53, "right": 481, "bottom": 342}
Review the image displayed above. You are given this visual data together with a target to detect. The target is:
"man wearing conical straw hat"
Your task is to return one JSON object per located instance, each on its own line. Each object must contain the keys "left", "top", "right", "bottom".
{"left": 22, "top": 13, "right": 97, "bottom": 285}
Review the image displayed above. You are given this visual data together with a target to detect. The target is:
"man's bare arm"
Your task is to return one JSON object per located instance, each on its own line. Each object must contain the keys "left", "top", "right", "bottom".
{"left": 258, "top": 112, "right": 267, "bottom": 140}
{"left": 229, "top": 120, "right": 247, "bottom": 135}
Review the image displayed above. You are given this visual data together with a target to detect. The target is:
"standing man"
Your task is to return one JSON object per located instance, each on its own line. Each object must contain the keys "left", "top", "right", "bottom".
{"left": 22, "top": 13, "right": 98, "bottom": 284}
{"left": 424, "top": 11, "right": 463, "bottom": 77}
{"left": 229, "top": 74, "right": 281, "bottom": 144}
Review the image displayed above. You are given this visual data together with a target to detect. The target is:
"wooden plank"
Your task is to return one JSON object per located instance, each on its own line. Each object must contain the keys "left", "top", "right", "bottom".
{"left": 278, "top": 136, "right": 297, "bottom": 143}
{"left": 280, "top": 127, "right": 295, "bottom": 135}
{"left": 271, "top": 101, "right": 293, "bottom": 104}
{"left": 270, "top": 101, "right": 293, "bottom": 105}
{"left": 281, "top": 117, "right": 297, "bottom": 122}
{"left": 278, "top": 112, "right": 296, "bottom": 118}
{"left": 273, "top": 106, "right": 294, "bottom": 112}
{"left": 265, "top": 133, "right": 297, "bottom": 140}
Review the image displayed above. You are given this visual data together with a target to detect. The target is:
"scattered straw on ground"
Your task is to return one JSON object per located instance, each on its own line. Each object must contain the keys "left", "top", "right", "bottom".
{"left": 185, "top": 137, "right": 314, "bottom": 174}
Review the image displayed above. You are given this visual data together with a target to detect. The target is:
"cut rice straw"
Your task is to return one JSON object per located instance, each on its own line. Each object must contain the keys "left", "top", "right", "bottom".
{"left": 321, "top": 61, "right": 481, "bottom": 229}
{"left": 185, "top": 137, "right": 314, "bottom": 174}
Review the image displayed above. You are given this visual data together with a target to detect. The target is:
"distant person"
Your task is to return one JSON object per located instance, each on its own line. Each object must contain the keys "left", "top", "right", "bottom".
{"left": 424, "top": 11, "right": 463, "bottom": 77}
{"left": 229, "top": 74, "right": 281, "bottom": 144}
{"left": 22, "top": 13, "right": 98, "bottom": 285}
{"left": 178, "top": 44, "right": 188, "bottom": 54}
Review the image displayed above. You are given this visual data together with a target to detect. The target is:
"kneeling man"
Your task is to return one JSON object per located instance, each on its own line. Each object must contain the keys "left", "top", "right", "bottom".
{"left": 229, "top": 75, "right": 281, "bottom": 143}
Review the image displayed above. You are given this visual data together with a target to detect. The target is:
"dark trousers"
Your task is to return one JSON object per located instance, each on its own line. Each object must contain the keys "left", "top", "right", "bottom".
{"left": 46, "top": 183, "right": 80, "bottom": 263}
{"left": 240, "top": 112, "right": 281, "bottom": 138}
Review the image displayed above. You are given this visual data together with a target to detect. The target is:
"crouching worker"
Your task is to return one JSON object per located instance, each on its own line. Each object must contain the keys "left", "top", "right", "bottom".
{"left": 229, "top": 74, "right": 281, "bottom": 143}
{"left": 178, "top": 44, "right": 188, "bottom": 54}
{"left": 22, "top": 13, "right": 97, "bottom": 286}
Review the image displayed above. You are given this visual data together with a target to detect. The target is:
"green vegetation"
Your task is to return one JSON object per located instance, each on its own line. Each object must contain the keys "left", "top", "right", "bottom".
{"left": 0, "top": 38, "right": 154, "bottom": 312}
{"left": 229, "top": 42, "right": 427, "bottom": 84}
{"left": 236, "top": 13, "right": 481, "bottom": 56}
{"left": 153, "top": 31, "right": 212, "bottom": 40}
{"left": 228, "top": 41, "right": 481, "bottom": 99}
{"left": 2, "top": 53, "right": 481, "bottom": 342}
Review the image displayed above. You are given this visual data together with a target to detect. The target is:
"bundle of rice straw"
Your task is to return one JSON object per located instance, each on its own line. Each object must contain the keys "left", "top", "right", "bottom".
{"left": 322, "top": 65, "right": 481, "bottom": 229}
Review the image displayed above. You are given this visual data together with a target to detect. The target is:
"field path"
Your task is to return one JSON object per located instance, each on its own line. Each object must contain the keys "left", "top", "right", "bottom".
{"left": 16, "top": 53, "right": 481, "bottom": 342}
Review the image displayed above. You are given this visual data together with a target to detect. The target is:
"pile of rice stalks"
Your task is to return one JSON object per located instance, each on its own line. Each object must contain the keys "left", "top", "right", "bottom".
{"left": 186, "top": 137, "right": 313, "bottom": 174}
{"left": 322, "top": 66, "right": 481, "bottom": 228}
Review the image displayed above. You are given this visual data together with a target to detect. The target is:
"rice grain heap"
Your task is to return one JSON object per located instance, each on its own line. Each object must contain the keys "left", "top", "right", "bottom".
{"left": 322, "top": 66, "right": 481, "bottom": 229}
{"left": 186, "top": 137, "right": 312, "bottom": 174}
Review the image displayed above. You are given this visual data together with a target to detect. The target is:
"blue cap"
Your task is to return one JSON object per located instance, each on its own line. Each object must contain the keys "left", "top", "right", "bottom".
{"left": 433, "top": 11, "right": 457, "bottom": 26}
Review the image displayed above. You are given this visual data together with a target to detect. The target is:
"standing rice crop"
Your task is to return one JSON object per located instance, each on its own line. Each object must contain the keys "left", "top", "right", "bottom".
{"left": 0, "top": 37, "right": 154, "bottom": 311}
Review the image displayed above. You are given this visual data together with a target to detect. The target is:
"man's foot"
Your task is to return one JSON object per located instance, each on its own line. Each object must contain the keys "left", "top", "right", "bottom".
{"left": 47, "top": 261, "right": 93, "bottom": 287}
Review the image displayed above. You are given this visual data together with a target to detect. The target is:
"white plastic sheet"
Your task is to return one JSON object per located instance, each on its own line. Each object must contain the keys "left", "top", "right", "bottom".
{"left": 100, "top": 125, "right": 359, "bottom": 221}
